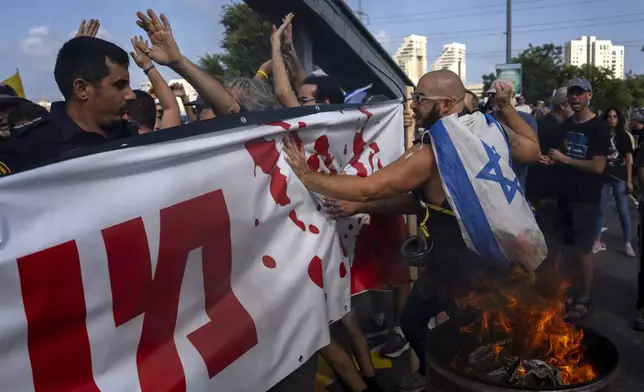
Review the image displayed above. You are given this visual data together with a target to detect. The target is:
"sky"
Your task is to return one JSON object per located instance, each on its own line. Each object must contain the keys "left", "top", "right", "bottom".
{"left": 2, "top": 0, "right": 643, "bottom": 100}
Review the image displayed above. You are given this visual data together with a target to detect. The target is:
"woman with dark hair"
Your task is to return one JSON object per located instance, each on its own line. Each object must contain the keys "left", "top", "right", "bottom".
{"left": 592, "top": 108, "right": 636, "bottom": 256}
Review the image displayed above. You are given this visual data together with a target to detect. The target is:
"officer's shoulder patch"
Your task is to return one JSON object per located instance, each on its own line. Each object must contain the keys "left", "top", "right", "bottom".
{"left": 11, "top": 116, "right": 49, "bottom": 138}
{"left": 0, "top": 160, "right": 11, "bottom": 176}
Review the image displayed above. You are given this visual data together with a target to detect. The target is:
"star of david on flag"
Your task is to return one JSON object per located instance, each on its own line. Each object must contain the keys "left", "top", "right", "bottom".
{"left": 476, "top": 140, "right": 523, "bottom": 204}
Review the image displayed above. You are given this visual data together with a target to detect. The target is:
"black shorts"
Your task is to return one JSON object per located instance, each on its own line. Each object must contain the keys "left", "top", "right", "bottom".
{"left": 556, "top": 200, "right": 600, "bottom": 255}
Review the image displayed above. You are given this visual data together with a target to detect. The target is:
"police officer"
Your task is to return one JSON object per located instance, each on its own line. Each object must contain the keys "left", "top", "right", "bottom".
{"left": 0, "top": 36, "right": 137, "bottom": 177}
{"left": 0, "top": 85, "right": 30, "bottom": 141}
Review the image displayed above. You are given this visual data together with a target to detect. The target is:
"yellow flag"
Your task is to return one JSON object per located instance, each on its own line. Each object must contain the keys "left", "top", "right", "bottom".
{"left": 2, "top": 70, "right": 25, "bottom": 98}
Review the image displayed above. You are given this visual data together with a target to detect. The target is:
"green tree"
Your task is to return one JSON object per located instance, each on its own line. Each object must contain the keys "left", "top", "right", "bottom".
{"left": 510, "top": 44, "right": 565, "bottom": 103}
{"left": 198, "top": 4, "right": 273, "bottom": 79}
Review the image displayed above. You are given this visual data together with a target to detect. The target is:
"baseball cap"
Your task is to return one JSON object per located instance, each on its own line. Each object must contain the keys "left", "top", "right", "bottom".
{"left": 0, "top": 94, "right": 29, "bottom": 108}
{"left": 567, "top": 78, "right": 592, "bottom": 92}
{"left": 631, "top": 111, "right": 644, "bottom": 123}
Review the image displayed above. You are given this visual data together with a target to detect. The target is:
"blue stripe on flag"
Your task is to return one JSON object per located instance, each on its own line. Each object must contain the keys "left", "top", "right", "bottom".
{"left": 430, "top": 119, "right": 511, "bottom": 267}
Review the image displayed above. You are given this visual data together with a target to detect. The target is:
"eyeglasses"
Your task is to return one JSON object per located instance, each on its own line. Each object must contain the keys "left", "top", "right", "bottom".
{"left": 298, "top": 97, "right": 319, "bottom": 105}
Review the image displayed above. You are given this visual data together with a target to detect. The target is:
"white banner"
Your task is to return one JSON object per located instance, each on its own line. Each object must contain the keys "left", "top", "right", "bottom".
{"left": 0, "top": 102, "right": 403, "bottom": 392}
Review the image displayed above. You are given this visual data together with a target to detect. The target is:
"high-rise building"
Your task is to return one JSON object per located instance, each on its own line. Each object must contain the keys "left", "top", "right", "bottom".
{"left": 432, "top": 43, "right": 466, "bottom": 84}
{"left": 564, "top": 36, "right": 625, "bottom": 79}
{"left": 392, "top": 34, "right": 428, "bottom": 85}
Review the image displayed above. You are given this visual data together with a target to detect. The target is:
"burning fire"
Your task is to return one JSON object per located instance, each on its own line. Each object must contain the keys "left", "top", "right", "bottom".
{"left": 455, "top": 267, "right": 597, "bottom": 385}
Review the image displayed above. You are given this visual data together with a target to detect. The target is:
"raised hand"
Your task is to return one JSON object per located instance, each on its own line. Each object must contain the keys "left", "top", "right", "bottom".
{"left": 129, "top": 36, "right": 153, "bottom": 70}
{"left": 76, "top": 19, "right": 100, "bottom": 38}
{"left": 283, "top": 23, "right": 294, "bottom": 49}
{"left": 135, "top": 9, "right": 182, "bottom": 65}
{"left": 271, "top": 13, "right": 295, "bottom": 47}
{"left": 493, "top": 79, "right": 514, "bottom": 109}
{"left": 170, "top": 83, "right": 186, "bottom": 98}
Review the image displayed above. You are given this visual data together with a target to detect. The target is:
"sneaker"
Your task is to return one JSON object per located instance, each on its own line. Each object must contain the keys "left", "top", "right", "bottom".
{"left": 397, "top": 372, "right": 426, "bottom": 392}
{"left": 625, "top": 242, "right": 636, "bottom": 258}
{"left": 634, "top": 308, "right": 644, "bottom": 331}
{"left": 592, "top": 240, "right": 606, "bottom": 254}
{"left": 380, "top": 332, "right": 410, "bottom": 358}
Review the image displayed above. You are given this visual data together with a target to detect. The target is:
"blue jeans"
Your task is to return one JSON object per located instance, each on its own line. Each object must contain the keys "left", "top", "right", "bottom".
{"left": 595, "top": 179, "right": 631, "bottom": 242}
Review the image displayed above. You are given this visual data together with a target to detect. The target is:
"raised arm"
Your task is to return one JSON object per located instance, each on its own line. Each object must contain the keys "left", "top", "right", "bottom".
{"left": 283, "top": 23, "right": 308, "bottom": 89}
{"left": 283, "top": 136, "right": 435, "bottom": 202}
{"left": 135, "top": 9, "right": 240, "bottom": 116}
{"left": 130, "top": 36, "right": 181, "bottom": 129}
{"left": 271, "top": 14, "right": 300, "bottom": 108}
{"left": 494, "top": 81, "right": 540, "bottom": 164}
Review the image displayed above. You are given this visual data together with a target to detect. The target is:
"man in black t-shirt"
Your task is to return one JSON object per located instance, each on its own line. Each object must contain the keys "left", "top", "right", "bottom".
{"left": 547, "top": 78, "right": 610, "bottom": 320}
{"left": 525, "top": 87, "right": 573, "bottom": 278}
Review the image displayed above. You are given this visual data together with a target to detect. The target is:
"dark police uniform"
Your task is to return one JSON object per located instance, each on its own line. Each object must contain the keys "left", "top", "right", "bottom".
{"left": 0, "top": 101, "right": 138, "bottom": 177}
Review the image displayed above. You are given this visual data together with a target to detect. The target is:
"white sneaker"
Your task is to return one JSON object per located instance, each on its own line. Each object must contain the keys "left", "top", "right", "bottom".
{"left": 592, "top": 240, "right": 606, "bottom": 254}
{"left": 626, "top": 242, "right": 636, "bottom": 258}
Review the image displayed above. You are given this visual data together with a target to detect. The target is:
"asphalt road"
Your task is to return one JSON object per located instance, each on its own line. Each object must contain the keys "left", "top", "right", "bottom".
{"left": 272, "top": 197, "right": 644, "bottom": 392}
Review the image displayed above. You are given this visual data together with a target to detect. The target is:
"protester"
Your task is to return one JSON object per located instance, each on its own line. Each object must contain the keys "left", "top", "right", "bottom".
{"left": 632, "top": 111, "right": 644, "bottom": 150}
{"left": 591, "top": 108, "right": 635, "bottom": 257}
{"left": 633, "top": 142, "right": 644, "bottom": 331}
{"left": 515, "top": 95, "right": 532, "bottom": 114}
{"left": 0, "top": 85, "right": 30, "bottom": 140}
{"left": 170, "top": 83, "right": 197, "bottom": 123}
{"left": 134, "top": 9, "right": 281, "bottom": 117}
{"left": 185, "top": 96, "right": 215, "bottom": 121}
{"left": 464, "top": 89, "right": 478, "bottom": 113}
{"left": 283, "top": 70, "right": 540, "bottom": 381}
{"left": 0, "top": 36, "right": 137, "bottom": 176}
{"left": 7, "top": 102, "right": 50, "bottom": 128}
{"left": 546, "top": 78, "right": 610, "bottom": 320}
{"left": 526, "top": 87, "right": 573, "bottom": 270}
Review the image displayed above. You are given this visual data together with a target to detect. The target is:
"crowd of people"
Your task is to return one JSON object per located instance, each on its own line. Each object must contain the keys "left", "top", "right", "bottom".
{"left": 1, "top": 8, "right": 644, "bottom": 392}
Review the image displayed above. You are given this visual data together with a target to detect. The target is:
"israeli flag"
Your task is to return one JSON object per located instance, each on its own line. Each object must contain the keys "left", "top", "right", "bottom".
{"left": 428, "top": 112, "right": 546, "bottom": 271}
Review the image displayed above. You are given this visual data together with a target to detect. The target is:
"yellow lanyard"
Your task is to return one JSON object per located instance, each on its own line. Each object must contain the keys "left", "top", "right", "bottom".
{"left": 419, "top": 203, "right": 456, "bottom": 238}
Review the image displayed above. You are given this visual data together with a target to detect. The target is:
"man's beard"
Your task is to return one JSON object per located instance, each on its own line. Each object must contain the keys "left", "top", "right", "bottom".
{"left": 422, "top": 106, "right": 442, "bottom": 129}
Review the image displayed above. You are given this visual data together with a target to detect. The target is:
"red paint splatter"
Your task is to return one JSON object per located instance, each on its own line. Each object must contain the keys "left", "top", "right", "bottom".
{"left": 377, "top": 159, "right": 383, "bottom": 169}
{"left": 348, "top": 108, "right": 373, "bottom": 178}
{"left": 348, "top": 224, "right": 354, "bottom": 231}
{"left": 288, "top": 210, "right": 306, "bottom": 232}
{"left": 344, "top": 144, "right": 348, "bottom": 155}
{"left": 245, "top": 138, "right": 290, "bottom": 206}
{"left": 339, "top": 262, "right": 347, "bottom": 278}
{"left": 358, "top": 107, "right": 373, "bottom": 120}
{"left": 306, "top": 136, "right": 337, "bottom": 174}
{"left": 254, "top": 219, "right": 259, "bottom": 226}
{"left": 307, "top": 155, "right": 321, "bottom": 171}
{"left": 308, "top": 256, "right": 324, "bottom": 288}
{"left": 317, "top": 204, "right": 322, "bottom": 211}
{"left": 265, "top": 121, "right": 291, "bottom": 130}
{"left": 367, "top": 142, "right": 381, "bottom": 171}
{"left": 298, "top": 121, "right": 307, "bottom": 128}
{"left": 262, "top": 255, "right": 277, "bottom": 269}
{"left": 309, "top": 225, "right": 320, "bottom": 234}
{"left": 290, "top": 131, "right": 303, "bottom": 150}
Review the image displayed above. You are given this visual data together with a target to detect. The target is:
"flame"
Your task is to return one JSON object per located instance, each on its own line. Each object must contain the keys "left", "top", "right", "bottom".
{"left": 456, "top": 269, "right": 597, "bottom": 385}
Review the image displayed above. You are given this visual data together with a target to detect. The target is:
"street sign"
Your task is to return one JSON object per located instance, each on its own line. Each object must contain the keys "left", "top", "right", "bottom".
{"left": 496, "top": 63, "right": 523, "bottom": 95}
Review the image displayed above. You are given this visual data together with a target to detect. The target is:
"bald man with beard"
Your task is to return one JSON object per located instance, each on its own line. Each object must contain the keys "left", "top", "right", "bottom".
{"left": 283, "top": 70, "right": 540, "bottom": 378}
